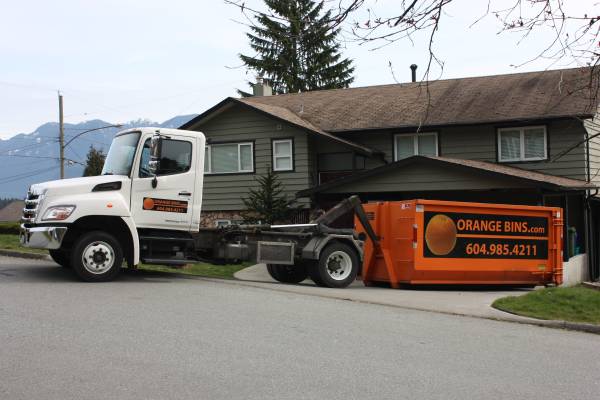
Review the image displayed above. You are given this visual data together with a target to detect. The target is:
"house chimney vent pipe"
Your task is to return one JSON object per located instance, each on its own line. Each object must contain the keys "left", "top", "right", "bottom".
{"left": 410, "top": 64, "right": 417, "bottom": 82}
{"left": 253, "top": 77, "right": 273, "bottom": 96}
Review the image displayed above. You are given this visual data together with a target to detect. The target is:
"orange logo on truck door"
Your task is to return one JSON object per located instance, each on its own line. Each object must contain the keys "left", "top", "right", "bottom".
{"left": 424, "top": 214, "right": 457, "bottom": 256}
{"left": 142, "top": 197, "right": 188, "bottom": 213}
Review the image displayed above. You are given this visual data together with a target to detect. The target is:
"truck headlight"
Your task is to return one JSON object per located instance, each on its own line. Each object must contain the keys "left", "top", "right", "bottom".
{"left": 42, "top": 206, "right": 76, "bottom": 221}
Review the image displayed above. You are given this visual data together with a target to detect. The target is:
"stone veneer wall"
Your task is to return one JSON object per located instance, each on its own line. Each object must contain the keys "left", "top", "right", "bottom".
{"left": 200, "top": 211, "right": 246, "bottom": 227}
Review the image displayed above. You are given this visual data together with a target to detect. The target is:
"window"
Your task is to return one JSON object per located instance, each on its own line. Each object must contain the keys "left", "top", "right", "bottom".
{"left": 394, "top": 133, "right": 438, "bottom": 161}
{"left": 272, "top": 139, "right": 293, "bottom": 171}
{"left": 205, "top": 142, "right": 254, "bottom": 174}
{"left": 498, "top": 126, "right": 547, "bottom": 162}
{"left": 318, "top": 152, "right": 366, "bottom": 171}
{"left": 139, "top": 138, "right": 192, "bottom": 177}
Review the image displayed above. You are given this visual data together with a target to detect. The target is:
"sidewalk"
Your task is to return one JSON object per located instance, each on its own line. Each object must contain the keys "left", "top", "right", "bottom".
{"left": 234, "top": 264, "right": 600, "bottom": 334}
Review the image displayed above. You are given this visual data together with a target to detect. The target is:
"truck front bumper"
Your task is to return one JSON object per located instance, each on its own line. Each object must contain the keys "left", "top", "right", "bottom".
{"left": 19, "top": 225, "right": 67, "bottom": 250}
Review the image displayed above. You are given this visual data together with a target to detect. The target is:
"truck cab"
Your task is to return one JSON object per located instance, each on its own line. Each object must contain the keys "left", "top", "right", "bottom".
{"left": 20, "top": 127, "right": 206, "bottom": 281}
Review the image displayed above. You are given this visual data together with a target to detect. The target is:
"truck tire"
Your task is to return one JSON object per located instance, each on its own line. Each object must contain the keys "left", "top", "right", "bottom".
{"left": 307, "top": 262, "right": 326, "bottom": 287}
{"left": 70, "top": 231, "right": 123, "bottom": 282}
{"left": 267, "top": 264, "right": 308, "bottom": 284}
{"left": 49, "top": 249, "right": 71, "bottom": 268}
{"left": 313, "top": 242, "right": 359, "bottom": 288}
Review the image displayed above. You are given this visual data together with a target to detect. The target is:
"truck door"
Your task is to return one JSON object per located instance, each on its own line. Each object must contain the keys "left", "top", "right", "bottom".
{"left": 131, "top": 134, "right": 196, "bottom": 230}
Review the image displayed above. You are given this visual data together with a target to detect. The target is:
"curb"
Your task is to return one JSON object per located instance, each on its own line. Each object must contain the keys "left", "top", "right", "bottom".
{"left": 204, "top": 273, "right": 600, "bottom": 335}
{"left": 0, "top": 249, "right": 51, "bottom": 261}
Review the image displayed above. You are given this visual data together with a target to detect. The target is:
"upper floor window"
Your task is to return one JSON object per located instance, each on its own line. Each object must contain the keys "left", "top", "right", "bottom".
{"left": 318, "top": 152, "right": 366, "bottom": 171}
{"left": 394, "top": 132, "right": 438, "bottom": 161}
{"left": 272, "top": 139, "right": 293, "bottom": 171}
{"left": 139, "top": 138, "right": 192, "bottom": 178}
{"left": 205, "top": 142, "right": 254, "bottom": 174}
{"left": 498, "top": 126, "right": 547, "bottom": 162}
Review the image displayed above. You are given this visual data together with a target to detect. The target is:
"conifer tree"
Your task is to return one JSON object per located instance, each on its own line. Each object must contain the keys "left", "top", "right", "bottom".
{"left": 240, "top": 0, "right": 354, "bottom": 94}
{"left": 243, "top": 169, "right": 296, "bottom": 224}
{"left": 82, "top": 146, "right": 105, "bottom": 177}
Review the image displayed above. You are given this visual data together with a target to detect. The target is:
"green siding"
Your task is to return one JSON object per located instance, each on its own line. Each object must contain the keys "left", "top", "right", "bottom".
{"left": 317, "top": 119, "right": 588, "bottom": 192}
{"left": 584, "top": 117, "right": 600, "bottom": 187}
{"left": 190, "top": 100, "right": 592, "bottom": 206}
{"left": 187, "top": 104, "right": 311, "bottom": 211}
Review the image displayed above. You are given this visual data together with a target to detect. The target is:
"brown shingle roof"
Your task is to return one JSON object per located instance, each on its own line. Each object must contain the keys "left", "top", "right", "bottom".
{"left": 235, "top": 100, "right": 377, "bottom": 154}
{"left": 297, "top": 155, "right": 596, "bottom": 197}
{"left": 242, "top": 67, "right": 598, "bottom": 132}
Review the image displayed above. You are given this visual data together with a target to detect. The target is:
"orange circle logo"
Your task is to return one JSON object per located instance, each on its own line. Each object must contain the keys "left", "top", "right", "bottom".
{"left": 143, "top": 198, "right": 155, "bottom": 210}
{"left": 425, "top": 214, "right": 457, "bottom": 256}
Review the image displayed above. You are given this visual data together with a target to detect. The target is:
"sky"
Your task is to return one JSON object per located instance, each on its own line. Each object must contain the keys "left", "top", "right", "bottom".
{"left": 0, "top": 0, "right": 592, "bottom": 139}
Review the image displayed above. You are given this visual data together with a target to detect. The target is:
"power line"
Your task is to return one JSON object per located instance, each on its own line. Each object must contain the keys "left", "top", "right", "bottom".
{"left": 0, "top": 142, "right": 49, "bottom": 155}
{"left": 0, "top": 154, "right": 84, "bottom": 165}
{"left": 0, "top": 166, "right": 58, "bottom": 185}
{"left": 0, "top": 164, "right": 56, "bottom": 183}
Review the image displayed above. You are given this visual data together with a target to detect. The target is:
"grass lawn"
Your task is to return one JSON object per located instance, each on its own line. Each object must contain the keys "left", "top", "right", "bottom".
{"left": 138, "top": 262, "right": 252, "bottom": 279}
{"left": 492, "top": 286, "right": 600, "bottom": 325}
{"left": 0, "top": 233, "right": 48, "bottom": 255}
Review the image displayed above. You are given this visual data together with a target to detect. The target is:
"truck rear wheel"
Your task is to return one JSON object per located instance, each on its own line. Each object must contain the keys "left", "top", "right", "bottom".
{"left": 71, "top": 231, "right": 122, "bottom": 282}
{"left": 267, "top": 264, "right": 308, "bottom": 284}
{"left": 313, "top": 242, "right": 359, "bottom": 288}
{"left": 49, "top": 249, "right": 71, "bottom": 268}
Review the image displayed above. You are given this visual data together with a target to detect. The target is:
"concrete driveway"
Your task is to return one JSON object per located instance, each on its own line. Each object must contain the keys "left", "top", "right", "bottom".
{"left": 235, "top": 264, "right": 540, "bottom": 322}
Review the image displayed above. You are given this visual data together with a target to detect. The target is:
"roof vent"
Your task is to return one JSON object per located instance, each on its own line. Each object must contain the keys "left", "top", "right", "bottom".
{"left": 253, "top": 77, "right": 272, "bottom": 96}
{"left": 410, "top": 64, "right": 418, "bottom": 82}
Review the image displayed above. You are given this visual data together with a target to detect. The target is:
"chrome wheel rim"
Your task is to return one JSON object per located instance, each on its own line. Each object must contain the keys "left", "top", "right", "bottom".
{"left": 81, "top": 241, "right": 114, "bottom": 274}
{"left": 325, "top": 251, "right": 352, "bottom": 281}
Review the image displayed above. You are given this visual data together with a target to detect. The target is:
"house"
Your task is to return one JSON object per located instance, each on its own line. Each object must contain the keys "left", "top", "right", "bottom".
{"left": 181, "top": 67, "right": 600, "bottom": 280}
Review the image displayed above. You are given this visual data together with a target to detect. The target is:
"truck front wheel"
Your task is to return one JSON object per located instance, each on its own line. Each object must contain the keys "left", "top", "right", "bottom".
{"left": 49, "top": 249, "right": 71, "bottom": 268}
{"left": 71, "top": 231, "right": 123, "bottom": 282}
{"left": 312, "top": 242, "right": 359, "bottom": 288}
{"left": 266, "top": 264, "right": 308, "bottom": 284}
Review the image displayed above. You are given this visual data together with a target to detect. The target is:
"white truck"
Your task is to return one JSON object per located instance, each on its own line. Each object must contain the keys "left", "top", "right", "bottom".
{"left": 19, "top": 127, "right": 370, "bottom": 288}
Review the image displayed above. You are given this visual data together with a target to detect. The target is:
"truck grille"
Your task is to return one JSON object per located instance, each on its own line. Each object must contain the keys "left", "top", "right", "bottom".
{"left": 22, "top": 190, "right": 42, "bottom": 226}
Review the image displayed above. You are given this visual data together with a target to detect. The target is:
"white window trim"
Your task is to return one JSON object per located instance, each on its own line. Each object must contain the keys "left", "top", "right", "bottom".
{"left": 497, "top": 125, "right": 547, "bottom": 163}
{"left": 205, "top": 142, "right": 254, "bottom": 174}
{"left": 272, "top": 139, "right": 293, "bottom": 171}
{"left": 393, "top": 132, "right": 438, "bottom": 161}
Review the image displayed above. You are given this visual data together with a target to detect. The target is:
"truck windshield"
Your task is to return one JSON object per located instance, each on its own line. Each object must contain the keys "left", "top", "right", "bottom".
{"left": 101, "top": 132, "right": 141, "bottom": 176}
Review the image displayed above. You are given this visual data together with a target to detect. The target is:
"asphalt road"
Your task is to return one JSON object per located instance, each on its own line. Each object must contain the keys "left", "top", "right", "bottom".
{"left": 1, "top": 256, "right": 599, "bottom": 400}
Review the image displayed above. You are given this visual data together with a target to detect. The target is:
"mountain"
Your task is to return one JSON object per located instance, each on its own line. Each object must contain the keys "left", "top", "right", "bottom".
{"left": 0, "top": 115, "right": 197, "bottom": 198}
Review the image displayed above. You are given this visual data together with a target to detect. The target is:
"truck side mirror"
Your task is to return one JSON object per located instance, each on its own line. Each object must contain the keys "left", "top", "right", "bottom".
{"left": 149, "top": 133, "right": 162, "bottom": 188}
{"left": 149, "top": 134, "right": 162, "bottom": 175}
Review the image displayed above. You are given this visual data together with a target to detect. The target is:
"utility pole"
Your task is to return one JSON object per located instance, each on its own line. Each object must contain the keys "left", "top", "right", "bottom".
{"left": 58, "top": 91, "right": 65, "bottom": 179}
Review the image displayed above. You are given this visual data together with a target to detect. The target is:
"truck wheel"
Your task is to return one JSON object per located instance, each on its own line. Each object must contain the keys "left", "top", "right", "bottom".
{"left": 49, "top": 249, "right": 71, "bottom": 268}
{"left": 71, "top": 231, "right": 122, "bottom": 282}
{"left": 267, "top": 264, "right": 308, "bottom": 284}
{"left": 314, "top": 242, "right": 359, "bottom": 288}
{"left": 307, "top": 262, "right": 326, "bottom": 287}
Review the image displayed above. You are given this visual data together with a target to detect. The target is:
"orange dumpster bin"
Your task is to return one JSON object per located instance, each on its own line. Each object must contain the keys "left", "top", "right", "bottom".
{"left": 355, "top": 200, "right": 563, "bottom": 287}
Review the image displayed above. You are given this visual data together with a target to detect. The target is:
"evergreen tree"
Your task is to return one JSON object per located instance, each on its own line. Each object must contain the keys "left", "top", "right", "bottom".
{"left": 82, "top": 146, "right": 106, "bottom": 177}
{"left": 243, "top": 169, "right": 296, "bottom": 224}
{"left": 240, "top": 0, "right": 354, "bottom": 94}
